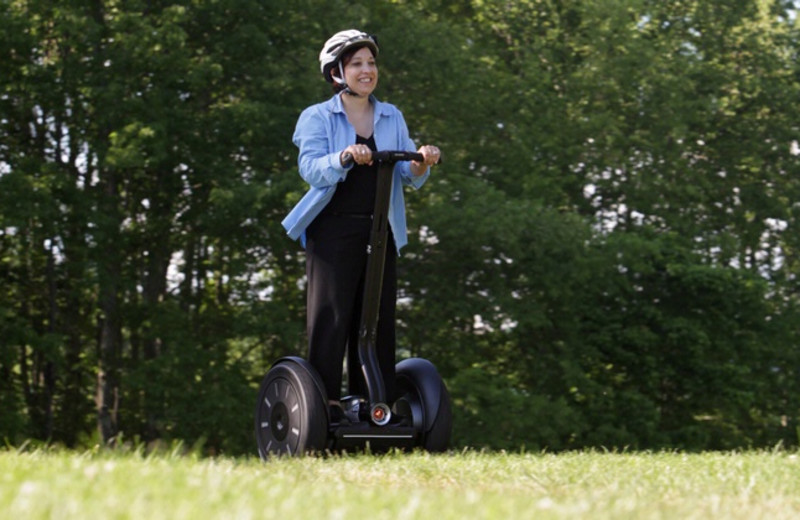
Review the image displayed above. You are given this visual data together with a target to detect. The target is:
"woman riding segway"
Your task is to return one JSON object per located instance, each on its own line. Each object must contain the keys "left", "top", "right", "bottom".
{"left": 255, "top": 30, "right": 450, "bottom": 456}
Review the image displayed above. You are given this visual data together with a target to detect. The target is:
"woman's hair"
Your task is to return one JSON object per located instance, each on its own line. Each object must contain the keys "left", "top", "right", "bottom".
{"left": 331, "top": 44, "right": 376, "bottom": 93}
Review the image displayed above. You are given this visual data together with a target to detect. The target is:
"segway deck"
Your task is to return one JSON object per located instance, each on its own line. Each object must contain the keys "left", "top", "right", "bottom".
{"left": 332, "top": 422, "right": 417, "bottom": 451}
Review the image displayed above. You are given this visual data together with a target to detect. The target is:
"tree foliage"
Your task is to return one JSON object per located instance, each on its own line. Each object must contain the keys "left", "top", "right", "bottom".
{"left": 1, "top": 0, "right": 799, "bottom": 453}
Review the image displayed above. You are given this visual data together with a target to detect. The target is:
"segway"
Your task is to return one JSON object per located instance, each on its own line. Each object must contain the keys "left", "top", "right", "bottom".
{"left": 255, "top": 151, "right": 452, "bottom": 457}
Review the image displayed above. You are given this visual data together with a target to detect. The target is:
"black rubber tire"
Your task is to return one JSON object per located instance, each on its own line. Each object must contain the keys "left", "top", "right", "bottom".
{"left": 396, "top": 358, "right": 452, "bottom": 452}
{"left": 254, "top": 361, "right": 328, "bottom": 458}
{"left": 420, "top": 379, "right": 452, "bottom": 452}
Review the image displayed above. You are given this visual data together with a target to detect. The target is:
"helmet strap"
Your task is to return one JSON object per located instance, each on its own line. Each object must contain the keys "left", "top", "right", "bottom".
{"left": 337, "top": 62, "right": 362, "bottom": 97}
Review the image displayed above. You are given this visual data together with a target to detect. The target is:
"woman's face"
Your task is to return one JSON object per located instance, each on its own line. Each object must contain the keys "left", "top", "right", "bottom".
{"left": 342, "top": 46, "right": 378, "bottom": 97}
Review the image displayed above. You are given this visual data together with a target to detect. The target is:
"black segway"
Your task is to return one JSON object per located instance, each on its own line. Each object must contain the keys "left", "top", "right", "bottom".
{"left": 255, "top": 151, "right": 452, "bottom": 457}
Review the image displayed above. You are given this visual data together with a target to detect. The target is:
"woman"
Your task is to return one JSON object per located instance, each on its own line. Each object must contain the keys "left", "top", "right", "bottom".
{"left": 282, "top": 30, "right": 440, "bottom": 416}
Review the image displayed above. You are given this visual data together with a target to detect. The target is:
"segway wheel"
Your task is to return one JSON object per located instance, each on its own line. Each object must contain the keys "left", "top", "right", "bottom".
{"left": 396, "top": 358, "right": 453, "bottom": 452}
{"left": 255, "top": 360, "right": 327, "bottom": 458}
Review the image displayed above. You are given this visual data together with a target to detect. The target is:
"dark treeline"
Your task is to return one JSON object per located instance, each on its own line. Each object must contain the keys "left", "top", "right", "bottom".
{"left": 1, "top": 0, "right": 799, "bottom": 454}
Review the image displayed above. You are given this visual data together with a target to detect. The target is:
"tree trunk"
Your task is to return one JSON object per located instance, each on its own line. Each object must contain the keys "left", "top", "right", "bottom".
{"left": 96, "top": 171, "right": 123, "bottom": 446}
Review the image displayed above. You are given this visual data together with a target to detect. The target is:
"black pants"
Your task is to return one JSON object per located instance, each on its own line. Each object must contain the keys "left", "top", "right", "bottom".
{"left": 305, "top": 214, "right": 397, "bottom": 402}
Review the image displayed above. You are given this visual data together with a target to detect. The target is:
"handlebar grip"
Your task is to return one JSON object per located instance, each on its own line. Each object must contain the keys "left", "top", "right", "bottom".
{"left": 341, "top": 152, "right": 354, "bottom": 167}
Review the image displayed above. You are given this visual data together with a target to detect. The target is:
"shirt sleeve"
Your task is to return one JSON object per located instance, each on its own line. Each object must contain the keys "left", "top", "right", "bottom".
{"left": 293, "top": 105, "right": 350, "bottom": 188}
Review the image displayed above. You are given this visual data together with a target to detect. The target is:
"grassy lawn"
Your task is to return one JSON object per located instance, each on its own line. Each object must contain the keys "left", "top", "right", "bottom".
{"left": 2, "top": 447, "right": 800, "bottom": 519}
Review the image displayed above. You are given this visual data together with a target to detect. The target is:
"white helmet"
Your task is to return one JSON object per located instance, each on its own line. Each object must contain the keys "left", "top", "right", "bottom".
{"left": 319, "top": 30, "right": 379, "bottom": 84}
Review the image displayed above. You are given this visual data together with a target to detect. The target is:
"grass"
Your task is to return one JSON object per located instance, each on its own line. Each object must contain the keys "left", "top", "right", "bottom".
{"left": 2, "top": 447, "right": 800, "bottom": 519}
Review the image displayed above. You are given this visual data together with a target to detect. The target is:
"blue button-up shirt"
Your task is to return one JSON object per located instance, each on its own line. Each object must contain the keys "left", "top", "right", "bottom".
{"left": 282, "top": 93, "right": 429, "bottom": 253}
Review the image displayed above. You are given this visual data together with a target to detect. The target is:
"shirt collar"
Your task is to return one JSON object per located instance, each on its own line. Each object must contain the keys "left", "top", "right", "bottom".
{"left": 330, "top": 93, "right": 388, "bottom": 117}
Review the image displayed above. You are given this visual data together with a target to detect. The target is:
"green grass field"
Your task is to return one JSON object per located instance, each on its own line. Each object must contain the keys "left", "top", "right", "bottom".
{"left": 2, "top": 447, "right": 800, "bottom": 519}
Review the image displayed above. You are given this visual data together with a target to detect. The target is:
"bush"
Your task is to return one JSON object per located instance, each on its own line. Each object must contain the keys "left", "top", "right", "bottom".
{"left": 448, "top": 367, "right": 584, "bottom": 451}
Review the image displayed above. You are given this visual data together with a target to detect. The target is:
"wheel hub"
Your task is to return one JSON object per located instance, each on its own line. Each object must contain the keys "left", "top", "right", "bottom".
{"left": 270, "top": 401, "right": 290, "bottom": 441}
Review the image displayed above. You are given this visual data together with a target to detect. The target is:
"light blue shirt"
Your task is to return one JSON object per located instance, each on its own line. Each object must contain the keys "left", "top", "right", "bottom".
{"left": 281, "top": 93, "right": 429, "bottom": 253}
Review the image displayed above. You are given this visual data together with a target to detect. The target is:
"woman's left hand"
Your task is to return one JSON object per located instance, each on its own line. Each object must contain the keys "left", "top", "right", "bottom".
{"left": 411, "top": 145, "right": 441, "bottom": 176}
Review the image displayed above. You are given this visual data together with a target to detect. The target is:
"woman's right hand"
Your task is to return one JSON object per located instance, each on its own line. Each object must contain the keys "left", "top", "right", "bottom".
{"left": 341, "top": 144, "right": 373, "bottom": 166}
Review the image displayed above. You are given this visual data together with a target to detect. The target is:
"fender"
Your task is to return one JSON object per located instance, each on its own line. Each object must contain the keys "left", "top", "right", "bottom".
{"left": 396, "top": 358, "right": 444, "bottom": 433}
{"left": 272, "top": 356, "right": 330, "bottom": 423}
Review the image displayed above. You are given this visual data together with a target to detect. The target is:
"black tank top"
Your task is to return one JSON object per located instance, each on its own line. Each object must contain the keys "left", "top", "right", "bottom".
{"left": 321, "top": 134, "right": 378, "bottom": 216}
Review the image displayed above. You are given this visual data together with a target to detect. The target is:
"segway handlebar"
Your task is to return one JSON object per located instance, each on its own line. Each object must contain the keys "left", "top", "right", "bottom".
{"left": 341, "top": 150, "right": 441, "bottom": 167}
